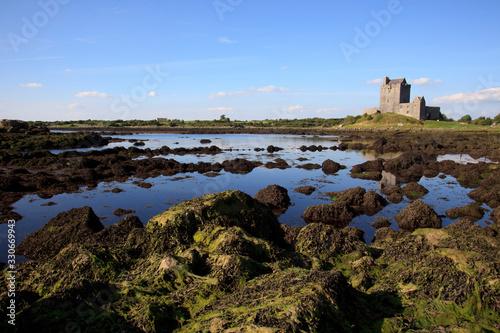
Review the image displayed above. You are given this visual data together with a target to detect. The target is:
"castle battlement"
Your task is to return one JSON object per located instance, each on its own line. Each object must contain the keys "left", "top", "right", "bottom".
{"left": 363, "top": 76, "right": 441, "bottom": 120}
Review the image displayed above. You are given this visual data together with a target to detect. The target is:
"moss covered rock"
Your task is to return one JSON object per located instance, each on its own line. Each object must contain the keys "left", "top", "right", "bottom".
{"left": 395, "top": 200, "right": 442, "bottom": 231}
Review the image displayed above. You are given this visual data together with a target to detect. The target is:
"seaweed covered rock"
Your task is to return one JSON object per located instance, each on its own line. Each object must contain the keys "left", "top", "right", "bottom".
{"left": 179, "top": 268, "right": 361, "bottom": 332}
{"left": 147, "top": 190, "right": 284, "bottom": 253}
{"left": 222, "top": 158, "right": 262, "bottom": 174}
{"left": 296, "top": 224, "right": 367, "bottom": 261}
{"left": 395, "top": 200, "right": 442, "bottom": 231}
{"left": 370, "top": 224, "right": 500, "bottom": 331}
{"left": 350, "top": 158, "right": 384, "bottom": 180}
{"left": 371, "top": 218, "right": 391, "bottom": 229}
{"left": 254, "top": 184, "right": 291, "bottom": 215}
{"left": 445, "top": 204, "right": 486, "bottom": 222}
{"left": 17, "top": 206, "right": 103, "bottom": 260}
{"left": 294, "top": 185, "right": 316, "bottom": 195}
{"left": 321, "top": 159, "right": 345, "bottom": 175}
{"left": 401, "top": 182, "right": 429, "bottom": 200}
{"left": 326, "top": 186, "right": 388, "bottom": 216}
{"left": 301, "top": 202, "right": 355, "bottom": 227}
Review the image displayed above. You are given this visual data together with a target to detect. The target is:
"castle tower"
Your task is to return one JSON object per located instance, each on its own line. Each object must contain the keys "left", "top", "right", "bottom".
{"left": 379, "top": 77, "right": 411, "bottom": 113}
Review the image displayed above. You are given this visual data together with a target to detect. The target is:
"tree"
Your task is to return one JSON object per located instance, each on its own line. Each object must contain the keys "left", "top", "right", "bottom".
{"left": 494, "top": 113, "right": 500, "bottom": 124}
{"left": 458, "top": 115, "right": 472, "bottom": 124}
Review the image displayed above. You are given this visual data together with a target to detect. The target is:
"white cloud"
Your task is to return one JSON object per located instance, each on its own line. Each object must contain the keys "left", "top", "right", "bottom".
{"left": 68, "top": 103, "right": 84, "bottom": 109}
{"left": 65, "top": 69, "right": 72, "bottom": 72}
{"left": 284, "top": 105, "right": 304, "bottom": 113}
{"left": 209, "top": 91, "right": 254, "bottom": 98}
{"left": 207, "top": 107, "right": 233, "bottom": 111}
{"left": 218, "top": 36, "right": 237, "bottom": 44}
{"left": 148, "top": 91, "right": 159, "bottom": 97}
{"left": 256, "top": 85, "right": 292, "bottom": 93}
{"left": 433, "top": 88, "right": 500, "bottom": 104}
{"left": 409, "top": 78, "right": 443, "bottom": 85}
{"left": 317, "top": 107, "right": 341, "bottom": 114}
{"left": 282, "top": 66, "right": 288, "bottom": 70}
{"left": 20, "top": 83, "right": 43, "bottom": 88}
{"left": 366, "top": 79, "right": 383, "bottom": 85}
{"left": 75, "top": 91, "right": 110, "bottom": 99}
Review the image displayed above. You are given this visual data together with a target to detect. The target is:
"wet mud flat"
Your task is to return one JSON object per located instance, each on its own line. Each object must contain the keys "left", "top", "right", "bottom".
{"left": 1, "top": 129, "right": 500, "bottom": 331}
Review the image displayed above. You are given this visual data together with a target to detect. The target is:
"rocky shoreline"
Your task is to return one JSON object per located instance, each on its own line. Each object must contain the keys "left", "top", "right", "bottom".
{"left": 0, "top": 190, "right": 498, "bottom": 331}
{"left": 1, "top": 129, "right": 500, "bottom": 331}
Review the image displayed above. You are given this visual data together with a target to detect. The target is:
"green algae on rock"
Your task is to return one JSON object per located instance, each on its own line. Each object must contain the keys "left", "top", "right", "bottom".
{"left": 2, "top": 189, "right": 500, "bottom": 332}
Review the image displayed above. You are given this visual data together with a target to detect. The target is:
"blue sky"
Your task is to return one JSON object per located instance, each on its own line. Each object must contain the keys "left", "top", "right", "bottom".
{"left": 1, "top": 0, "right": 499, "bottom": 121}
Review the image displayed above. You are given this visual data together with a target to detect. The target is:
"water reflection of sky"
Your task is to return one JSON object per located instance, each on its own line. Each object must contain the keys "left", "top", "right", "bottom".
{"left": 1, "top": 134, "right": 495, "bottom": 263}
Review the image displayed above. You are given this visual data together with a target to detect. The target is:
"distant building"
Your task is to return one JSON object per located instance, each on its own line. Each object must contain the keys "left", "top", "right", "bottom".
{"left": 363, "top": 76, "right": 441, "bottom": 120}
{"left": 157, "top": 118, "right": 169, "bottom": 122}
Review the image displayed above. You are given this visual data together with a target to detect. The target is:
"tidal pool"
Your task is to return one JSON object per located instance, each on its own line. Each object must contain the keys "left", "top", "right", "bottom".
{"left": 0, "top": 134, "right": 494, "bottom": 263}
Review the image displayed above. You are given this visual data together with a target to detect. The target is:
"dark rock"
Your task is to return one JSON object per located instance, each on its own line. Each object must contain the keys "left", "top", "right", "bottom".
{"left": 266, "top": 145, "right": 283, "bottom": 153}
{"left": 371, "top": 218, "right": 391, "bottom": 229}
{"left": 294, "top": 186, "right": 316, "bottom": 195}
{"left": 17, "top": 206, "right": 103, "bottom": 259}
{"left": 133, "top": 141, "right": 145, "bottom": 146}
{"left": 200, "top": 139, "right": 212, "bottom": 144}
{"left": 113, "top": 208, "right": 137, "bottom": 216}
{"left": 370, "top": 137, "right": 387, "bottom": 152}
{"left": 254, "top": 184, "right": 291, "bottom": 214}
{"left": 264, "top": 158, "right": 290, "bottom": 169}
{"left": 362, "top": 190, "right": 389, "bottom": 215}
{"left": 321, "top": 159, "right": 345, "bottom": 175}
{"left": 222, "top": 158, "right": 261, "bottom": 174}
{"left": 492, "top": 207, "right": 500, "bottom": 223}
{"left": 401, "top": 182, "right": 429, "bottom": 200}
{"left": 445, "top": 204, "right": 485, "bottom": 222}
{"left": 395, "top": 200, "right": 442, "bottom": 231}
{"left": 132, "top": 181, "right": 153, "bottom": 189}
{"left": 296, "top": 224, "right": 366, "bottom": 259}
{"left": 302, "top": 201, "right": 355, "bottom": 227}
{"left": 296, "top": 163, "right": 321, "bottom": 170}
{"left": 350, "top": 159, "right": 384, "bottom": 174}
{"left": 92, "top": 215, "right": 144, "bottom": 247}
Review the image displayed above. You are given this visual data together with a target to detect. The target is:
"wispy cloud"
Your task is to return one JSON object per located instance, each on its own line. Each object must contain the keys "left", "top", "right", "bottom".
{"left": 75, "top": 91, "right": 111, "bottom": 99}
{"left": 284, "top": 105, "right": 304, "bottom": 113}
{"left": 207, "top": 107, "right": 233, "bottom": 111}
{"left": 408, "top": 78, "right": 443, "bottom": 85}
{"left": 255, "top": 85, "right": 292, "bottom": 93}
{"left": 148, "top": 91, "right": 159, "bottom": 97}
{"left": 210, "top": 85, "right": 298, "bottom": 98}
{"left": 317, "top": 107, "right": 341, "bottom": 114}
{"left": 433, "top": 87, "right": 500, "bottom": 104}
{"left": 209, "top": 91, "right": 255, "bottom": 98}
{"left": 20, "top": 83, "right": 43, "bottom": 88}
{"left": 218, "top": 36, "right": 237, "bottom": 44}
{"left": 366, "top": 78, "right": 383, "bottom": 85}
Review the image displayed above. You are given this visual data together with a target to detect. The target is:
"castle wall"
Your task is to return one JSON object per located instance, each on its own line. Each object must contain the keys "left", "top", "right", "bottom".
{"left": 365, "top": 76, "right": 441, "bottom": 120}
{"left": 424, "top": 107, "right": 441, "bottom": 120}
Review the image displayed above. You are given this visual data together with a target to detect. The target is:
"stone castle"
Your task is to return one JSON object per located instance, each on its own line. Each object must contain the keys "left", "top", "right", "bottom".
{"left": 363, "top": 76, "right": 441, "bottom": 120}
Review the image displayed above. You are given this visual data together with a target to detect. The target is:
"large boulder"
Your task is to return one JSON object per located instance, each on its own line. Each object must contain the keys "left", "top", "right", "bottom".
{"left": 17, "top": 206, "right": 104, "bottom": 260}
{"left": 254, "top": 184, "right": 291, "bottom": 215}
{"left": 147, "top": 190, "right": 284, "bottom": 252}
{"left": 296, "top": 223, "right": 367, "bottom": 260}
{"left": 395, "top": 200, "right": 442, "bottom": 231}
{"left": 322, "top": 159, "right": 345, "bottom": 175}
{"left": 301, "top": 201, "right": 355, "bottom": 227}
{"left": 222, "top": 158, "right": 262, "bottom": 174}
{"left": 445, "top": 204, "right": 485, "bottom": 222}
{"left": 401, "top": 182, "right": 429, "bottom": 200}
